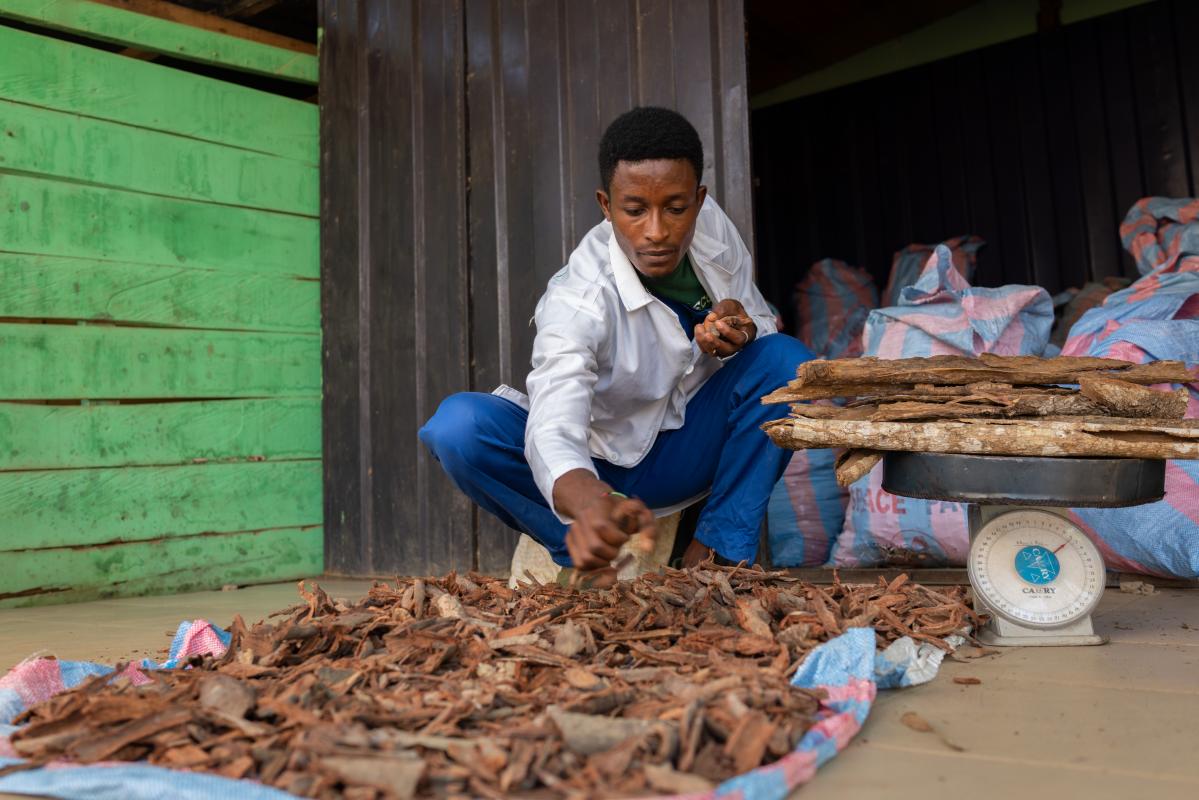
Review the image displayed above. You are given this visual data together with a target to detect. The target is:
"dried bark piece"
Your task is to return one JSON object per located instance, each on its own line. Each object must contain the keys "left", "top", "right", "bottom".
{"left": 723, "top": 711, "right": 777, "bottom": 775}
{"left": 733, "top": 598, "right": 774, "bottom": 640}
{"left": 547, "top": 707, "right": 677, "bottom": 757}
{"left": 835, "top": 449, "right": 882, "bottom": 487}
{"left": 319, "top": 755, "right": 425, "bottom": 800}
{"left": 794, "top": 354, "right": 1193, "bottom": 388}
{"left": 953, "top": 677, "right": 982, "bottom": 685}
{"left": 10, "top": 567, "right": 974, "bottom": 798}
{"left": 1079, "top": 374, "right": 1189, "bottom": 419}
{"left": 900, "top": 711, "right": 934, "bottom": 733}
{"left": 764, "top": 415, "right": 1199, "bottom": 459}
{"left": 198, "top": 674, "right": 256, "bottom": 719}
{"left": 643, "top": 762, "right": 715, "bottom": 794}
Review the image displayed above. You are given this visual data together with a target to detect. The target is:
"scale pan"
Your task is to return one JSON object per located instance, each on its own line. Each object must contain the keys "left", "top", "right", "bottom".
{"left": 881, "top": 452, "right": 1165, "bottom": 508}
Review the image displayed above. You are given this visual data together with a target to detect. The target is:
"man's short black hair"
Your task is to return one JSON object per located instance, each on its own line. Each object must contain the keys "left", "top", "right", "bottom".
{"left": 598, "top": 107, "right": 704, "bottom": 192}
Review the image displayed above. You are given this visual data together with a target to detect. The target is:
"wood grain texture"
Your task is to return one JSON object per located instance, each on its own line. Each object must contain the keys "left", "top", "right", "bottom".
{"left": 0, "top": 173, "right": 318, "bottom": 278}
{"left": 0, "top": 323, "right": 320, "bottom": 399}
{"left": 0, "top": 24, "right": 316, "bottom": 163}
{"left": 0, "top": 253, "right": 318, "bottom": 332}
{"left": 0, "top": 0, "right": 318, "bottom": 83}
{"left": 0, "top": 525, "right": 322, "bottom": 607}
{"left": 764, "top": 416, "right": 1199, "bottom": 460}
{"left": 0, "top": 398, "right": 320, "bottom": 470}
{"left": 88, "top": 0, "right": 316, "bottom": 55}
{"left": 0, "top": 99, "right": 318, "bottom": 215}
{"left": 0, "top": 460, "right": 321, "bottom": 550}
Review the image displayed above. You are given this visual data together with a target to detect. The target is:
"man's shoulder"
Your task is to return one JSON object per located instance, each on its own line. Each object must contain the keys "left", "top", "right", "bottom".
{"left": 548, "top": 218, "right": 615, "bottom": 290}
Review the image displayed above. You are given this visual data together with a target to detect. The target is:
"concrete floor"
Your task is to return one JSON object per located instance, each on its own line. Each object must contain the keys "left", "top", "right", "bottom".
{"left": 2, "top": 581, "right": 1197, "bottom": 799}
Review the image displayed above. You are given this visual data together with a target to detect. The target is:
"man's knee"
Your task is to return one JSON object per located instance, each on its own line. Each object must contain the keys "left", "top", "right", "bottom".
{"left": 419, "top": 392, "right": 499, "bottom": 467}
{"left": 748, "top": 333, "right": 815, "bottom": 377}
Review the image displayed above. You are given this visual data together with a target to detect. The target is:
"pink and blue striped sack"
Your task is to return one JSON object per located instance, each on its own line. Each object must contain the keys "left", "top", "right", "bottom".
{"left": 880, "top": 235, "right": 984, "bottom": 308}
{"left": 1119, "top": 196, "right": 1199, "bottom": 276}
{"left": 769, "top": 261, "right": 879, "bottom": 566}
{"left": 864, "top": 243, "right": 1053, "bottom": 360}
{"left": 767, "top": 447, "right": 846, "bottom": 567}
{"left": 1059, "top": 201, "right": 1199, "bottom": 577}
{"left": 0, "top": 616, "right": 960, "bottom": 800}
{"left": 795, "top": 258, "right": 879, "bottom": 360}
{"left": 832, "top": 244, "right": 1053, "bottom": 567}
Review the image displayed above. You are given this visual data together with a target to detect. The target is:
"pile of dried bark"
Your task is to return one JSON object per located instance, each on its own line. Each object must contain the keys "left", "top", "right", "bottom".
{"left": 761, "top": 355, "right": 1199, "bottom": 482}
{"left": 6, "top": 567, "right": 976, "bottom": 799}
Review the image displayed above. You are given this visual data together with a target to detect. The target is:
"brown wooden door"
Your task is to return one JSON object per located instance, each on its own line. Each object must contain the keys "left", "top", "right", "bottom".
{"left": 320, "top": 0, "right": 752, "bottom": 575}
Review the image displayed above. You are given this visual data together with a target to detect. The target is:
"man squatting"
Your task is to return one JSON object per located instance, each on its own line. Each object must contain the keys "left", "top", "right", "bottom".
{"left": 420, "top": 107, "right": 814, "bottom": 573}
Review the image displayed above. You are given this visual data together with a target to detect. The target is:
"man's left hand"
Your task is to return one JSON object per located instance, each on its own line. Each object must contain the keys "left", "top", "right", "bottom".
{"left": 694, "top": 299, "right": 756, "bottom": 358}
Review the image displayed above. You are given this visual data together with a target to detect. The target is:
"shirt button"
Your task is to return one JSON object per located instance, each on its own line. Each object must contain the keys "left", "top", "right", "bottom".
{"left": 684, "top": 365, "right": 694, "bottom": 375}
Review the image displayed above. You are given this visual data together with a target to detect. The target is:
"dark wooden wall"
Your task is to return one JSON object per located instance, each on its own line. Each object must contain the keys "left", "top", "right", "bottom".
{"left": 752, "top": 0, "right": 1199, "bottom": 325}
{"left": 320, "top": 0, "right": 752, "bottom": 575}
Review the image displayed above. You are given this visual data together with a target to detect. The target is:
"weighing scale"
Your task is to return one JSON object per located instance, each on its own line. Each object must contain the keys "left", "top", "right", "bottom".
{"left": 881, "top": 452, "right": 1166, "bottom": 647}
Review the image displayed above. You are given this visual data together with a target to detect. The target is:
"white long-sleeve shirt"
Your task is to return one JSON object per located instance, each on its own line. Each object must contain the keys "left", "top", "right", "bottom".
{"left": 494, "top": 196, "right": 777, "bottom": 520}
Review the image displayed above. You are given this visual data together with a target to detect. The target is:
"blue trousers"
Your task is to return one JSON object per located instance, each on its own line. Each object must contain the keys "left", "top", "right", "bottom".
{"left": 419, "top": 334, "right": 813, "bottom": 566}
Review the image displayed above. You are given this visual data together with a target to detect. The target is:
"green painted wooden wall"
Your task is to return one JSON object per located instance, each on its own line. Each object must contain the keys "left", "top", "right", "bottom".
{"left": 0, "top": 1, "right": 321, "bottom": 607}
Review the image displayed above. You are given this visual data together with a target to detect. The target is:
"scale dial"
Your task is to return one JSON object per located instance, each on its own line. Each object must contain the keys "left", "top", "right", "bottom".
{"left": 969, "top": 509, "right": 1105, "bottom": 629}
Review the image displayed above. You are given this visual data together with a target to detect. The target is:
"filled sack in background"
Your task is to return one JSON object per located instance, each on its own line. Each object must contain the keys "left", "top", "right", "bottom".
{"left": 1058, "top": 197, "right": 1199, "bottom": 578}
{"left": 879, "top": 235, "right": 984, "bottom": 308}
{"left": 830, "top": 242, "right": 1053, "bottom": 568}
{"left": 794, "top": 258, "right": 879, "bottom": 360}
{"left": 768, "top": 260, "right": 880, "bottom": 566}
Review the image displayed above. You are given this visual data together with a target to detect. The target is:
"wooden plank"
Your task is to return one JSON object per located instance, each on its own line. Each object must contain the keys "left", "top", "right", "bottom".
{"left": 0, "top": 253, "right": 319, "bottom": 332}
{"left": 90, "top": 0, "right": 316, "bottom": 56}
{"left": 0, "top": 460, "right": 321, "bottom": 551}
{"left": 983, "top": 42, "right": 1033, "bottom": 286}
{"left": 0, "top": 323, "right": 319, "bottom": 399}
{"left": 0, "top": 0, "right": 317, "bottom": 84}
{"left": 1012, "top": 38, "right": 1060, "bottom": 294}
{"left": 464, "top": 0, "right": 520, "bottom": 575}
{"left": 409, "top": 0, "right": 473, "bottom": 574}
{"left": 1172, "top": 0, "right": 1199, "bottom": 197}
{"left": 1065, "top": 19, "right": 1121, "bottom": 281}
{"left": 1127, "top": 1, "right": 1188, "bottom": 198}
{"left": 0, "top": 173, "right": 318, "bottom": 279}
{"left": 956, "top": 51, "right": 1003, "bottom": 287}
{"left": 564, "top": 0, "right": 603, "bottom": 247}
{"left": 0, "top": 525, "right": 322, "bottom": 607}
{"left": 0, "top": 397, "right": 320, "bottom": 470}
{"left": 0, "top": 25, "right": 316, "bottom": 163}
{"left": 904, "top": 66, "right": 944, "bottom": 244}
{"left": 318, "top": 0, "right": 364, "bottom": 577}
{"left": 1039, "top": 31, "right": 1089, "bottom": 292}
{"left": 1097, "top": 12, "right": 1144, "bottom": 278}
{"left": 0, "top": 99, "right": 317, "bottom": 215}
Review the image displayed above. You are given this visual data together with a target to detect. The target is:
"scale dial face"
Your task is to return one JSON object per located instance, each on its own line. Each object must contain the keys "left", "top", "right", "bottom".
{"left": 969, "top": 509, "right": 1105, "bottom": 629}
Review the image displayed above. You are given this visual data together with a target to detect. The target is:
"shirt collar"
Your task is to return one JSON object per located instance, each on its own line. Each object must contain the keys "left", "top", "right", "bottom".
{"left": 607, "top": 221, "right": 732, "bottom": 312}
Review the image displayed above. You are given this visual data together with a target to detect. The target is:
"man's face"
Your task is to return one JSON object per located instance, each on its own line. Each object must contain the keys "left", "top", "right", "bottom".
{"left": 597, "top": 159, "right": 707, "bottom": 279}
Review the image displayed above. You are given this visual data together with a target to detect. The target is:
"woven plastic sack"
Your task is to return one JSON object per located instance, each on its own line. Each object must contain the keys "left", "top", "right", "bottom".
{"left": 831, "top": 245, "right": 1052, "bottom": 567}
{"left": 794, "top": 259, "right": 879, "bottom": 360}
{"left": 1059, "top": 259, "right": 1199, "bottom": 576}
{"left": 767, "top": 448, "right": 846, "bottom": 567}
{"left": 880, "top": 235, "right": 984, "bottom": 308}
{"left": 1119, "top": 196, "right": 1199, "bottom": 275}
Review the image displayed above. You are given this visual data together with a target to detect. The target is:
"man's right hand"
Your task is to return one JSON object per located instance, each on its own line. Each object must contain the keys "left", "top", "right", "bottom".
{"left": 553, "top": 469, "right": 656, "bottom": 570}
